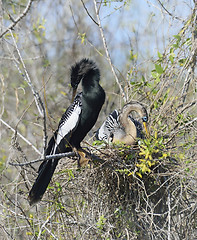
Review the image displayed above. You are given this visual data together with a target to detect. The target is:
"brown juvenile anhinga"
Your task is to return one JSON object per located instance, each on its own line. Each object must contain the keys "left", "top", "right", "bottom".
{"left": 28, "top": 59, "right": 105, "bottom": 205}
{"left": 95, "top": 101, "right": 149, "bottom": 145}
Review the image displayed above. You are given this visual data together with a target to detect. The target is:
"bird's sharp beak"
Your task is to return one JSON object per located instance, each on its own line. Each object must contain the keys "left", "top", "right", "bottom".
{"left": 72, "top": 88, "right": 77, "bottom": 102}
{"left": 143, "top": 122, "right": 149, "bottom": 138}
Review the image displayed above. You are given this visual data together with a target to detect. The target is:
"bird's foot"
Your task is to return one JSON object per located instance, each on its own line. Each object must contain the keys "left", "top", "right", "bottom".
{"left": 74, "top": 148, "right": 92, "bottom": 167}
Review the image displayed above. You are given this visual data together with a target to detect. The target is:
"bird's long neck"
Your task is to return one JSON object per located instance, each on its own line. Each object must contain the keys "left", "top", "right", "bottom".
{"left": 118, "top": 108, "right": 137, "bottom": 145}
{"left": 123, "top": 102, "right": 146, "bottom": 118}
{"left": 82, "top": 80, "right": 104, "bottom": 107}
{"left": 118, "top": 102, "right": 146, "bottom": 145}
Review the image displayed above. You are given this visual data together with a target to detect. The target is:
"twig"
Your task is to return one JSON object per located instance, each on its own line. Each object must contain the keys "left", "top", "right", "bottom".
{"left": 0, "top": 118, "right": 41, "bottom": 155}
{"left": 181, "top": 7, "right": 197, "bottom": 104}
{"left": 167, "top": 190, "right": 171, "bottom": 240}
{"left": 1, "top": 189, "right": 34, "bottom": 232}
{"left": 9, "top": 30, "right": 47, "bottom": 156}
{"left": 179, "top": 99, "right": 197, "bottom": 114}
{"left": 9, "top": 149, "right": 107, "bottom": 167}
{"left": 9, "top": 152, "right": 76, "bottom": 166}
{"left": 93, "top": 0, "right": 127, "bottom": 103}
{"left": 0, "top": 223, "right": 13, "bottom": 239}
{"left": 166, "top": 116, "right": 197, "bottom": 145}
{"left": 81, "top": 0, "right": 98, "bottom": 26}
{"left": 157, "top": 0, "right": 182, "bottom": 21}
{"left": 70, "top": 4, "right": 105, "bottom": 57}
{"left": 0, "top": 0, "right": 34, "bottom": 39}
{"left": 10, "top": 30, "right": 45, "bottom": 118}
{"left": 0, "top": 74, "right": 5, "bottom": 118}
{"left": 37, "top": 211, "right": 57, "bottom": 240}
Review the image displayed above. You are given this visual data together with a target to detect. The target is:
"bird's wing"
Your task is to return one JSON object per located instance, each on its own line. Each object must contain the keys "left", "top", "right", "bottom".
{"left": 53, "top": 93, "right": 82, "bottom": 153}
{"left": 96, "top": 109, "right": 120, "bottom": 141}
{"left": 31, "top": 93, "right": 82, "bottom": 204}
{"left": 105, "top": 109, "right": 120, "bottom": 130}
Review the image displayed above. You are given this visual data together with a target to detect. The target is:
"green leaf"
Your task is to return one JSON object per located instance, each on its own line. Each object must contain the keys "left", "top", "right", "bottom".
{"left": 157, "top": 51, "right": 163, "bottom": 59}
{"left": 155, "top": 64, "right": 164, "bottom": 74}
{"left": 179, "top": 58, "right": 186, "bottom": 66}
{"left": 151, "top": 70, "right": 158, "bottom": 79}
{"left": 78, "top": 33, "right": 86, "bottom": 44}
{"left": 172, "top": 43, "right": 179, "bottom": 49}
{"left": 169, "top": 55, "right": 174, "bottom": 63}
{"left": 141, "top": 75, "right": 145, "bottom": 82}
{"left": 129, "top": 49, "right": 137, "bottom": 61}
{"left": 173, "top": 34, "right": 181, "bottom": 41}
{"left": 11, "top": 4, "right": 16, "bottom": 14}
{"left": 184, "top": 38, "right": 191, "bottom": 46}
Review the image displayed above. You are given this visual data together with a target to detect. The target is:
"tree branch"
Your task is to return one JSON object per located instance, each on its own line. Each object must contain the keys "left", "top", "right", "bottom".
{"left": 9, "top": 152, "right": 76, "bottom": 166}
{"left": 0, "top": 0, "right": 34, "bottom": 39}
{"left": 10, "top": 30, "right": 45, "bottom": 118}
{"left": 0, "top": 118, "right": 41, "bottom": 155}
{"left": 9, "top": 149, "right": 106, "bottom": 167}
{"left": 181, "top": 3, "right": 197, "bottom": 104}
{"left": 9, "top": 30, "right": 47, "bottom": 156}
{"left": 37, "top": 211, "right": 57, "bottom": 240}
{"left": 93, "top": 0, "right": 127, "bottom": 103}
{"left": 157, "top": 0, "right": 182, "bottom": 21}
{"left": 81, "top": 0, "right": 98, "bottom": 26}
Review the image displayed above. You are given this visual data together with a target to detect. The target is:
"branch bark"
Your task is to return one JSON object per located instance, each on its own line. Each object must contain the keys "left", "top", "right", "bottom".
{"left": 0, "top": 118, "right": 41, "bottom": 155}
{"left": 9, "top": 30, "right": 47, "bottom": 157}
{"left": 93, "top": 0, "right": 127, "bottom": 103}
{"left": 0, "top": 0, "right": 34, "bottom": 39}
{"left": 181, "top": 3, "right": 197, "bottom": 104}
{"left": 9, "top": 152, "right": 76, "bottom": 166}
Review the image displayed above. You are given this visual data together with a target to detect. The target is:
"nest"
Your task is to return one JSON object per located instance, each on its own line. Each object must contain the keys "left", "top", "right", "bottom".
{"left": 38, "top": 144, "right": 196, "bottom": 240}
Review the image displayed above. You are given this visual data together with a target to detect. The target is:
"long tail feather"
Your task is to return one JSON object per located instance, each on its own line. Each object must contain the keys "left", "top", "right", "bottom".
{"left": 28, "top": 158, "right": 58, "bottom": 205}
{"left": 28, "top": 132, "right": 71, "bottom": 205}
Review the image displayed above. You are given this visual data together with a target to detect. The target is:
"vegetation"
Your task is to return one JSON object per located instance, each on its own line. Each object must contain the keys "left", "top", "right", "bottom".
{"left": 0, "top": 0, "right": 196, "bottom": 239}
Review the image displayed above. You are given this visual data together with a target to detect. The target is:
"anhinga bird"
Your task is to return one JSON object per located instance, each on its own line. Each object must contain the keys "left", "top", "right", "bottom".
{"left": 95, "top": 101, "right": 149, "bottom": 145}
{"left": 28, "top": 59, "right": 105, "bottom": 205}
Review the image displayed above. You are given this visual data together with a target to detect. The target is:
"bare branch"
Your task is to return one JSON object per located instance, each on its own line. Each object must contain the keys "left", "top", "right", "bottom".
{"left": 81, "top": 0, "right": 98, "bottom": 26}
{"left": 0, "top": 118, "right": 41, "bottom": 155}
{"left": 9, "top": 152, "right": 76, "bottom": 166}
{"left": 0, "top": 74, "right": 5, "bottom": 118}
{"left": 37, "top": 211, "right": 57, "bottom": 240}
{"left": 181, "top": 6, "right": 197, "bottom": 104}
{"left": 9, "top": 30, "right": 47, "bottom": 156}
{"left": 165, "top": 117, "right": 197, "bottom": 145}
{"left": 167, "top": 190, "right": 171, "bottom": 240}
{"left": 10, "top": 30, "right": 45, "bottom": 118}
{"left": 0, "top": 0, "right": 34, "bottom": 39}
{"left": 179, "top": 99, "right": 197, "bottom": 114}
{"left": 157, "top": 0, "right": 182, "bottom": 21}
{"left": 93, "top": 0, "right": 127, "bottom": 103}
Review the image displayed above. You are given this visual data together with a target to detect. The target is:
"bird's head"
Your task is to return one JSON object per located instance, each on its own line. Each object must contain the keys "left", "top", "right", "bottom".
{"left": 122, "top": 101, "right": 149, "bottom": 138}
{"left": 142, "top": 116, "right": 148, "bottom": 123}
{"left": 142, "top": 116, "right": 149, "bottom": 138}
{"left": 70, "top": 58, "right": 100, "bottom": 101}
{"left": 131, "top": 102, "right": 149, "bottom": 137}
{"left": 70, "top": 61, "right": 81, "bottom": 101}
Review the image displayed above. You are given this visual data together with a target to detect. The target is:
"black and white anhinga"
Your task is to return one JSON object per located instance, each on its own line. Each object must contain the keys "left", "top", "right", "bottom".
{"left": 95, "top": 101, "right": 149, "bottom": 145}
{"left": 28, "top": 59, "right": 105, "bottom": 205}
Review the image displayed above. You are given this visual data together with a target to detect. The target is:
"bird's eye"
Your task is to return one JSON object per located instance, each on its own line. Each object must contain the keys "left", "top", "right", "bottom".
{"left": 142, "top": 116, "right": 148, "bottom": 122}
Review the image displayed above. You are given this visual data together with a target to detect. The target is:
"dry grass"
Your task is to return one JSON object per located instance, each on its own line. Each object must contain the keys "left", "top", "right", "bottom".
{"left": 1, "top": 136, "right": 196, "bottom": 239}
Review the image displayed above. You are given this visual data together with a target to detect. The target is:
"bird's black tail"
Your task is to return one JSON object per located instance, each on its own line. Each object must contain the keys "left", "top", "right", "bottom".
{"left": 28, "top": 158, "right": 58, "bottom": 205}
{"left": 28, "top": 133, "right": 59, "bottom": 205}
